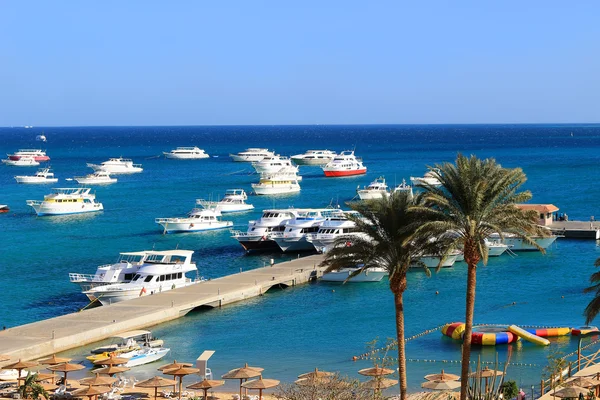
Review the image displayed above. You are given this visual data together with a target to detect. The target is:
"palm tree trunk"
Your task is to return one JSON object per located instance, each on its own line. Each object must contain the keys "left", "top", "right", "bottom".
{"left": 393, "top": 276, "right": 408, "bottom": 400}
{"left": 460, "top": 256, "right": 478, "bottom": 400}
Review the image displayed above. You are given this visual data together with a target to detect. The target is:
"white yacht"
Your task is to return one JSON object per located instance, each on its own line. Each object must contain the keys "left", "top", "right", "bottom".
{"left": 14, "top": 168, "right": 58, "bottom": 184}
{"left": 357, "top": 176, "right": 389, "bottom": 200}
{"left": 26, "top": 188, "right": 103, "bottom": 216}
{"left": 392, "top": 179, "right": 414, "bottom": 198}
{"left": 411, "top": 254, "right": 459, "bottom": 269}
{"left": 87, "top": 157, "right": 143, "bottom": 174}
{"left": 321, "top": 267, "right": 388, "bottom": 282}
{"left": 410, "top": 169, "right": 442, "bottom": 187}
{"left": 155, "top": 208, "right": 233, "bottom": 233}
{"left": 487, "top": 232, "right": 558, "bottom": 251}
{"left": 70, "top": 250, "right": 175, "bottom": 300}
{"left": 231, "top": 209, "right": 301, "bottom": 252}
{"left": 306, "top": 211, "right": 365, "bottom": 253}
{"left": 7, "top": 149, "right": 50, "bottom": 161}
{"left": 291, "top": 150, "right": 337, "bottom": 166}
{"left": 322, "top": 151, "right": 367, "bottom": 177}
{"left": 2, "top": 157, "right": 40, "bottom": 166}
{"left": 163, "top": 146, "right": 210, "bottom": 159}
{"left": 252, "top": 155, "right": 298, "bottom": 174}
{"left": 252, "top": 171, "right": 301, "bottom": 195}
{"left": 229, "top": 148, "right": 275, "bottom": 162}
{"left": 83, "top": 250, "right": 199, "bottom": 305}
{"left": 74, "top": 170, "right": 117, "bottom": 184}
{"left": 196, "top": 189, "right": 254, "bottom": 213}
{"left": 270, "top": 209, "right": 332, "bottom": 252}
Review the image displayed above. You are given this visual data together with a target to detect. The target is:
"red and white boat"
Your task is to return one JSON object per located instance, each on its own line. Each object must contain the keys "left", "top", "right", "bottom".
{"left": 322, "top": 151, "right": 367, "bottom": 177}
{"left": 8, "top": 149, "right": 50, "bottom": 162}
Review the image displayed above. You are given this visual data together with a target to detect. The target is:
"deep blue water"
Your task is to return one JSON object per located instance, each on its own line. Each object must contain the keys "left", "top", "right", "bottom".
{"left": 1, "top": 124, "right": 600, "bottom": 394}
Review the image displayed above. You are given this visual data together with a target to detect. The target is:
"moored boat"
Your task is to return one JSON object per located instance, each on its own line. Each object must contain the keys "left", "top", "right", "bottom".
{"left": 229, "top": 148, "right": 274, "bottom": 162}
{"left": 291, "top": 150, "right": 337, "bottom": 166}
{"left": 14, "top": 168, "right": 58, "bottom": 184}
{"left": 322, "top": 151, "right": 367, "bottom": 177}
{"left": 251, "top": 171, "right": 301, "bottom": 195}
{"left": 196, "top": 189, "right": 254, "bottom": 213}
{"left": 7, "top": 149, "right": 50, "bottom": 161}
{"left": 26, "top": 187, "right": 103, "bottom": 216}
{"left": 2, "top": 157, "right": 40, "bottom": 167}
{"left": 410, "top": 169, "right": 442, "bottom": 187}
{"left": 74, "top": 171, "right": 117, "bottom": 184}
{"left": 252, "top": 155, "right": 298, "bottom": 174}
{"left": 0, "top": 205, "right": 8, "bottom": 213}
{"left": 87, "top": 157, "right": 143, "bottom": 174}
{"left": 357, "top": 176, "right": 389, "bottom": 200}
{"left": 155, "top": 208, "right": 233, "bottom": 233}
{"left": 231, "top": 209, "right": 302, "bottom": 252}
{"left": 321, "top": 267, "right": 388, "bottom": 282}
{"left": 488, "top": 232, "right": 558, "bottom": 251}
{"left": 270, "top": 209, "right": 332, "bottom": 252}
{"left": 163, "top": 146, "right": 210, "bottom": 159}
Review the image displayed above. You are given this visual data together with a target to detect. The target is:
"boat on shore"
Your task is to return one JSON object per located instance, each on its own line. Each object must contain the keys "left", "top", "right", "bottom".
{"left": 229, "top": 148, "right": 274, "bottom": 162}
{"left": 321, "top": 267, "right": 388, "bottom": 282}
{"left": 26, "top": 188, "right": 103, "bottom": 216}
{"left": 322, "top": 151, "right": 367, "bottom": 177}
{"left": 14, "top": 168, "right": 58, "bottom": 184}
{"left": 291, "top": 150, "right": 336, "bottom": 166}
{"left": 7, "top": 149, "right": 50, "bottom": 161}
{"left": 74, "top": 171, "right": 117, "bottom": 185}
{"left": 163, "top": 146, "right": 210, "bottom": 159}
{"left": 87, "top": 157, "right": 143, "bottom": 174}
{"left": 196, "top": 189, "right": 254, "bottom": 213}
{"left": 155, "top": 208, "right": 233, "bottom": 233}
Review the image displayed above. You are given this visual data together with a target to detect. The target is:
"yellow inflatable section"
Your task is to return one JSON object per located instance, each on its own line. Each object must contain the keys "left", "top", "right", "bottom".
{"left": 508, "top": 325, "right": 550, "bottom": 346}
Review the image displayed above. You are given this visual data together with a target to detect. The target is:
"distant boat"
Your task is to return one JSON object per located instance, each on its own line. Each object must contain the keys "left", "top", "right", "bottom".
{"left": 36, "top": 134, "right": 47, "bottom": 142}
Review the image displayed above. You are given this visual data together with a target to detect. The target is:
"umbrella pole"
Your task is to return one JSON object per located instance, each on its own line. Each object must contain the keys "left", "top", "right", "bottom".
{"left": 203, "top": 388, "right": 208, "bottom": 400}
{"left": 179, "top": 377, "right": 183, "bottom": 400}
{"left": 239, "top": 379, "right": 243, "bottom": 399}
{"left": 154, "top": 387, "right": 158, "bottom": 400}
{"left": 259, "top": 388, "right": 263, "bottom": 400}
{"left": 64, "top": 372, "right": 68, "bottom": 387}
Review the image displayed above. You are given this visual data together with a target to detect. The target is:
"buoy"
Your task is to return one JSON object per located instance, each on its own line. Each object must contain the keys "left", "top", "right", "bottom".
{"left": 435, "top": 291, "right": 439, "bottom": 295}
{"left": 332, "top": 290, "right": 335, "bottom": 293}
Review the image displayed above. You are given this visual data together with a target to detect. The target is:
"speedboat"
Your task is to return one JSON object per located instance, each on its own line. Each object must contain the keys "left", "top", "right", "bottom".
{"left": 88, "top": 330, "right": 163, "bottom": 360}
{"left": 357, "top": 176, "right": 389, "bottom": 200}
{"left": 229, "top": 148, "right": 275, "bottom": 162}
{"left": 251, "top": 171, "right": 301, "bottom": 195}
{"left": 322, "top": 151, "right": 367, "bottom": 177}
{"left": 321, "top": 267, "right": 388, "bottom": 282}
{"left": 269, "top": 209, "right": 332, "bottom": 252}
{"left": 0, "top": 205, "right": 8, "bottom": 213}
{"left": 120, "top": 345, "right": 170, "bottom": 367}
{"left": 410, "top": 169, "right": 442, "bottom": 187}
{"left": 487, "top": 232, "right": 558, "bottom": 251}
{"left": 14, "top": 168, "right": 58, "bottom": 184}
{"left": 26, "top": 188, "right": 103, "bottom": 216}
{"left": 231, "top": 209, "right": 302, "bottom": 252}
{"left": 291, "top": 150, "right": 337, "bottom": 166}
{"left": 306, "top": 211, "right": 366, "bottom": 253}
{"left": 196, "top": 189, "right": 254, "bottom": 213}
{"left": 163, "top": 146, "right": 210, "bottom": 159}
{"left": 155, "top": 208, "right": 233, "bottom": 233}
{"left": 74, "top": 171, "right": 117, "bottom": 184}
{"left": 7, "top": 149, "right": 50, "bottom": 161}
{"left": 36, "top": 134, "right": 47, "bottom": 142}
{"left": 83, "top": 250, "right": 200, "bottom": 305}
{"left": 252, "top": 155, "right": 298, "bottom": 174}
{"left": 2, "top": 157, "right": 40, "bottom": 166}
{"left": 87, "top": 157, "right": 143, "bottom": 174}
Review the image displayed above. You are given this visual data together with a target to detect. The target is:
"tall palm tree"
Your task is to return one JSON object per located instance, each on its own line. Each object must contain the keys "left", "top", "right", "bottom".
{"left": 320, "top": 191, "right": 440, "bottom": 400}
{"left": 413, "top": 154, "right": 545, "bottom": 400}
{"left": 583, "top": 258, "right": 600, "bottom": 324}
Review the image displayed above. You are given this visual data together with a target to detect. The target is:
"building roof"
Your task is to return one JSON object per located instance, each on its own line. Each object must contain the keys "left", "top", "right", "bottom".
{"left": 516, "top": 204, "right": 559, "bottom": 213}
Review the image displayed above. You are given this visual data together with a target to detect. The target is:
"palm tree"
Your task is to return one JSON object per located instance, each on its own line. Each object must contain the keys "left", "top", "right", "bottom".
{"left": 413, "top": 154, "right": 545, "bottom": 400}
{"left": 583, "top": 258, "right": 600, "bottom": 324}
{"left": 320, "top": 191, "right": 440, "bottom": 400}
{"left": 18, "top": 372, "right": 48, "bottom": 400}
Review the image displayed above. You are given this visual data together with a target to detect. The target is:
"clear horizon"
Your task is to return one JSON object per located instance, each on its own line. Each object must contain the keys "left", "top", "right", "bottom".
{"left": 2, "top": 1, "right": 599, "bottom": 126}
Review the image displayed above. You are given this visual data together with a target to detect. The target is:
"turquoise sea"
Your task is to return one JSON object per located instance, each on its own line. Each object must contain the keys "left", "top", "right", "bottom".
{"left": 1, "top": 125, "right": 600, "bottom": 395}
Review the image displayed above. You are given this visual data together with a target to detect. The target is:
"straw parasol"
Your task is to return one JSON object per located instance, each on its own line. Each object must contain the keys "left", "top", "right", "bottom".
{"left": 424, "top": 370, "right": 460, "bottom": 382}
{"left": 38, "top": 354, "right": 72, "bottom": 366}
{"left": 137, "top": 376, "right": 178, "bottom": 400}
{"left": 422, "top": 379, "right": 461, "bottom": 390}
{"left": 298, "top": 368, "right": 334, "bottom": 380}
{"left": 39, "top": 382, "right": 58, "bottom": 392}
{"left": 362, "top": 378, "right": 398, "bottom": 391}
{"left": 35, "top": 373, "right": 58, "bottom": 383}
{"left": 552, "top": 386, "right": 589, "bottom": 398}
{"left": 161, "top": 365, "right": 199, "bottom": 400}
{"left": 0, "top": 355, "right": 11, "bottom": 362}
{"left": 187, "top": 379, "right": 225, "bottom": 400}
{"left": 94, "top": 365, "right": 130, "bottom": 377}
{"left": 241, "top": 376, "right": 280, "bottom": 400}
{"left": 221, "top": 363, "right": 263, "bottom": 399}
{"left": 469, "top": 367, "right": 504, "bottom": 378}
{"left": 72, "top": 384, "right": 112, "bottom": 400}
{"left": 79, "top": 373, "right": 117, "bottom": 387}
{"left": 294, "top": 377, "right": 332, "bottom": 387}
{"left": 158, "top": 360, "right": 193, "bottom": 372}
{"left": 2, "top": 359, "right": 39, "bottom": 387}
{"left": 358, "top": 365, "right": 394, "bottom": 377}
{"left": 47, "top": 362, "right": 86, "bottom": 386}
{"left": 93, "top": 355, "right": 129, "bottom": 366}
{"left": 564, "top": 376, "right": 600, "bottom": 389}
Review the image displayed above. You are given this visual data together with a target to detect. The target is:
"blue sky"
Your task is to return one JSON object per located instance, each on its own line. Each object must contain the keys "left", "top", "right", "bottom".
{"left": 1, "top": 1, "right": 598, "bottom": 126}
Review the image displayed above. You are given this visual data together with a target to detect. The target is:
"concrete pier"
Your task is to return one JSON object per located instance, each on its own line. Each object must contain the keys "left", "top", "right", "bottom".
{"left": 549, "top": 221, "right": 600, "bottom": 239}
{"left": 0, "top": 254, "right": 325, "bottom": 363}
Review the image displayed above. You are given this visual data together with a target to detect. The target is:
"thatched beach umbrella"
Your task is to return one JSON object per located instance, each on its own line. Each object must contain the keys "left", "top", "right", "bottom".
{"left": 422, "top": 379, "right": 462, "bottom": 391}
{"left": 137, "top": 376, "right": 178, "bottom": 400}
{"left": 2, "top": 359, "right": 38, "bottom": 387}
{"left": 94, "top": 365, "right": 130, "bottom": 377}
{"left": 79, "top": 373, "right": 117, "bottom": 387}
{"left": 294, "top": 376, "right": 333, "bottom": 387}
{"left": 38, "top": 355, "right": 72, "bottom": 366}
{"left": 362, "top": 377, "right": 398, "bottom": 391}
{"left": 35, "top": 372, "right": 58, "bottom": 383}
{"left": 358, "top": 365, "right": 394, "bottom": 377}
{"left": 221, "top": 363, "right": 263, "bottom": 399}
{"left": 298, "top": 368, "right": 334, "bottom": 380}
{"left": 424, "top": 370, "right": 460, "bottom": 382}
{"left": 39, "top": 382, "right": 58, "bottom": 392}
{"left": 187, "top": 379, "right": 225, "bottom": 400}
{"left": 0, "top": 355, "right": 11, "bottom": 362}
{"left": 93, "top": 355, "right": 129, "bottom": 366}
{"left": 469, "top": 367, "right": 504, "bottom": 378}
{"left": 158, "top": 360, "right": 193, "bottom": 372}
{"left": 161, "top": 365, "right": 199, "bottom": 400}
{"left": 47, "top": 362, "right": 85, "bottom": 386}
{"left": 564, "top": 376, "right": 600, "bottom": 388}
{"left": 552, "top": 386, "right": 589, "bottom": 398}
{"left": 241, "top": 376, "right": 279, "bottom": 400}
{"left": 72, "top": 384, "right": 111, "bottom": 400}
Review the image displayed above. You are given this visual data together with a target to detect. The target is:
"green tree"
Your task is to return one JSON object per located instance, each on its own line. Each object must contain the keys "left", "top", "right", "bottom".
{"left": 320, "top": 191, "right": 438, "bottom": 400}
{"left": 413, "top": 154, "right": 545, "bottom": 400}
{"left": 583, "top": 258, "right": 600, "bottom": 324}
{"left": 18, "top": 372, "right": 48, "bottom": 400}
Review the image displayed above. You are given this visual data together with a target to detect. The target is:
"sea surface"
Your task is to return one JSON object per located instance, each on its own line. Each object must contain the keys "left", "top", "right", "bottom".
{"left": 1, "top": 124, "right": 600, "bottom": 395}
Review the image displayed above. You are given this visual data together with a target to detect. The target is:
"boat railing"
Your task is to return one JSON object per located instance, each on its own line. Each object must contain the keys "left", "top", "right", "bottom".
{"left": 132, "top": 164, "right": 143, "bottom": 168}
{"left": 69, "top": 273, "right": 100, "bottom": 283}
{"left": 26, "top": 200, "right": 43, "bottom": 206}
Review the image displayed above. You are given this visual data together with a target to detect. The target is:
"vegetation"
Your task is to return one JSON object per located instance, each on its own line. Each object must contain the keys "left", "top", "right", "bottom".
{"left": 320, "top": 191, "right": 439, "bottom": 400}
{"left": 413, "top": 154, "right": 544, "bottom": 400}
{"left": 467, "top": 356, "right": 508, "bottom": 400}
{"left": 274, "top": 373, "right": 372, "bottom": 400}
{"left": 18, "top": 372, "right": 48, "bottom": 400}
{"left": 542, "top": 349, "right": 567, "bottom": 392}
{"left": 501, "top": 381, "right": 518, "bottom": 400}
{"left": 583, "top": 257, "right": 600, "bottom": 324}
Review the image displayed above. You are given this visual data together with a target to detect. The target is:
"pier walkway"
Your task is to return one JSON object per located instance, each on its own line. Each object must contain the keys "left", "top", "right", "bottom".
{"left": 0, "top": 254, "right": 325, "bottom": 362}
{"left": 549, "top": 221, "right": 600, "bottom": 239}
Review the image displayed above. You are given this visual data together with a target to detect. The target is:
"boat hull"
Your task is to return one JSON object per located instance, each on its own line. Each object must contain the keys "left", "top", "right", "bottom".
{"left": 292, "top": 157, "right": 333, "bottom": 166}
{"left": 27, "top": 202, "right": 104, "bottom": 216}
{"left": 357, "top": 191, "right": 388, "bottom": 200}
{"left": 14, "top": 177, "right": 58, "bottom": 184}
{"left": 164, "top": 153, "right": 209, "bottom": 159}
{"left": 273, "top": 237, "right": 316, "bottom": 252}
{"left": 252, "top": 185, "right": 301, "bottom": 195}
{"left": 156, "top": 220, "right": 233, "bottom": 233}
{"left": 321, "top": 268, "right": 387, "bottom": 282}
{"left": 499, "top": 236, "right": 557, "bottom": 251}
{"left": 235, "top": 238, "right": 280, "bottom": 252}
{"left": 323, "top": 169, "right": 367, "bottom": 177}
{"left": 122, "top": 347, "right": 170, "bottom": 367}
{"left": 230, "top": 154, "right": 267, "bottom": 162}
{"left": 75, "top": 178, "right": 117, "bottom": 184}
{"left": 9, "top": 155, "right": 50, "bottom": 161}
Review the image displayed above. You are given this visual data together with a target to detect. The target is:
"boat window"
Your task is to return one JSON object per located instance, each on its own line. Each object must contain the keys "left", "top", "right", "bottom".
{"left": 177, "top": 272, "right": 183, "bottom": 279}
{"left": 144, "top": 275, "right": 153, "bottom": 282}
{"left": 133, "top": 274, "right": 141, "bottom": 281}
{"left": 159, "top": 275, "right": 165, "bottom": 282}
{"left": 124, "top": 273, "right": 134, "bottom": 281}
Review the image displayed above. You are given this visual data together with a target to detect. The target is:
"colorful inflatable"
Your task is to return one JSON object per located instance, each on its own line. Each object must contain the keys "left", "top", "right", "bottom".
{"left": 524, "top": 327, "right": 570, "bottom": 337}
{"left": 442, "top": 322, "right": 466, "bottom": 340}
{"left": 509, "top": 325, "right": 550, "bottom": 346}
{"left": 471, "top": 325, "right": 517, "bottom": 345}
{"left": 572, "top": 326, "right": 600, "bottom": 336}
